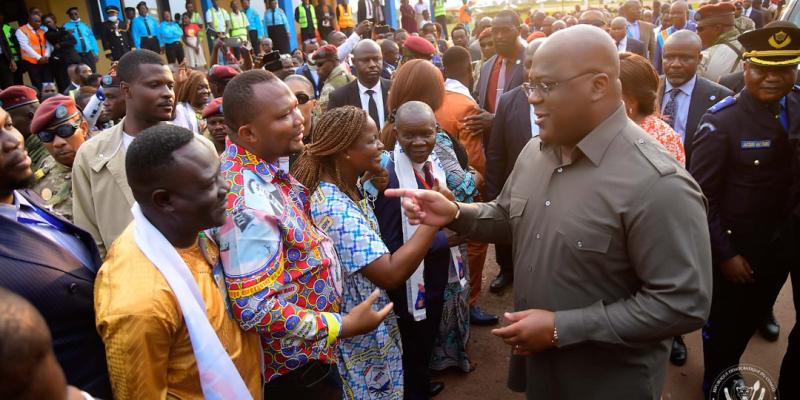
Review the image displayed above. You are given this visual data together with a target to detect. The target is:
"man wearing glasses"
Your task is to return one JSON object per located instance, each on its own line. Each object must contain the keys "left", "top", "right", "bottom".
{"left": 385, "top": 25, "right": 712, "bottom": 399}
{"left": 695, "top": 2, "right": 744, "bottom": 82}
{"left": 29, "top": 96, "right": 88, "bottom": 221}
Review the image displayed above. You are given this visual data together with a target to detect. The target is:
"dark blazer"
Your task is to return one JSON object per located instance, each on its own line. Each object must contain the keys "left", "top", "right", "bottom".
{"left": 296, "top": 63, "right": 323, "bottom": 98}
{"left": 658, "top": 74, "right": 733, "bottom": 165}
{"left": 485, "top": 86, "right": 532, "bottom": 201}
{"left": 475, "top": 46, "right": 525, "bottom": 110}
{"left": 0, "top": 190, "right": 111, "bottom": 398}
{"left": 327, "top": 77, "right": 391, "bottom": 121}
{"left": 623, "top": 37, "right": 645, "bottom": 57}
{"left": 357, "top": 0, "right": 385, "bottom": 23}
{"left": 748, "top": 8, "right": 766, "bottom": 29}
{"left": 373, "top": 158, "right": 451, "bottom": 321}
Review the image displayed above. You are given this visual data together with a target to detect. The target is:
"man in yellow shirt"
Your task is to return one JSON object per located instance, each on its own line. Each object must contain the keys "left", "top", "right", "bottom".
{"left": 94, "top": 124, "right": 262, "bottom": 399}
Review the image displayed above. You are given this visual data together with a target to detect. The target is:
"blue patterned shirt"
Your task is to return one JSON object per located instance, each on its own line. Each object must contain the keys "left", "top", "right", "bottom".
{"left": 310, "top": 181, "right": 403, "bottom": 400}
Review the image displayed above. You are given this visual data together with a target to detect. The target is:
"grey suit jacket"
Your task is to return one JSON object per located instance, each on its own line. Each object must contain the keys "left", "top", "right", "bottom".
{"left": 449, "top": 106, "right": 712, "bottom": 399}
{"left": 475, "top": 46, "right": 525, "bottom": 110}
{"left": 658, "top": 75, "right": 733, "bottom": 165}
{"left": 637, "top": 20, "right": 656, "bottom": 60}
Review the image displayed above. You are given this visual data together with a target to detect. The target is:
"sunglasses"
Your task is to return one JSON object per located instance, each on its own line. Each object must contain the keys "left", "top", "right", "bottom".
{"left": 37, "top": 122, "right": 80, "bottom": 143}
{"left": 295, "top": 92, "right": 313, "bottom": 105}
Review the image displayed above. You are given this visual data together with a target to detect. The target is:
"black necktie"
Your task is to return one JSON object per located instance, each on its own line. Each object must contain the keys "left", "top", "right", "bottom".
{"left": 75, "top": 23, "right": 87, "bottom": 52}
{"left": 366, "top": 89, "right": 380, "bottom": 128}
{"left": 143, "top": 18, "right": 152, "bottom": 36}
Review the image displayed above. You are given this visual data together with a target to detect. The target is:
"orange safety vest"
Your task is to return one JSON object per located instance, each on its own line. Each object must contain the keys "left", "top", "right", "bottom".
{"left": 20, "top": 25, "right": 46, "bottom": 64}
{"left": 337, "top": 4, "right": 355, "bottom": 29}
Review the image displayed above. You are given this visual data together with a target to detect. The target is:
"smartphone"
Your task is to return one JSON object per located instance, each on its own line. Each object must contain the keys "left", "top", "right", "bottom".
{"left": 375, "top": 25, "right": 390, "bottom": 35}
{"left": 262, "top": 50, "right": 283, "bottom": 72}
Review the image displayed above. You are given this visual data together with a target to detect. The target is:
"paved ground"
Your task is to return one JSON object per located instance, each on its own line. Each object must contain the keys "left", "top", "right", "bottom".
{"left": 433, "top": 245, "right": 796, "bottom": 400}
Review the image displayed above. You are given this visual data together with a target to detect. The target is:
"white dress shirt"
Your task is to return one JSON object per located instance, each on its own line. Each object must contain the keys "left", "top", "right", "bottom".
{"left": 617, "top": 36, "right": 628, "bottom": 53}
{"left": 627, "top": 20, "right": 641, "bottom": 40}
{"left": 661, "top": 75, "right": 696, "bottom": 142}
{"left": 529, "top": 104, "right": 540, "bottom": 138}
{"left": 15, "top": 24, "right": 53, "bottom": 61}
{"left": 358, "top": 80, "right": 385, "bottom": 129}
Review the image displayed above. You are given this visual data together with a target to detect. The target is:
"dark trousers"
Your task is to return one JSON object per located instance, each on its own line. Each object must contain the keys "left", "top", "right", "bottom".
{"left": 51, "top": 60, "right": 70, "bottom": 93}
{"left": 702, "top": 234, "right": 793, "bottom": 393}
{"left": 779, "top": 252, "right": 800, "bottom": 398}
{"left": 435, "top": 15, "right": 448, "bottom": 39}
{"left": 164, "top": 42, "right": 184, "bottom": 64}
{"left": 496, "top": 243, "right": 514, "bottom": 278}
{"left": 396, "top": 292, "right": 445, "bottom": 400}
{"left": 263, "top": 360, "right": 343, "bottom": 398}
{"left": 267, "top": 25, "right": 291, "bottom": 54}
{"left": 23, "top": 60, "right": 53, "bottom": 92}
{"left": 248, "top": 30, "right": 260, "bottom": 54}
{"left": 0, "top": 54, "right": 13, "bottom": 89}
{"left": 78, "top": 52, "right": 96, "bottom": 72}
{"left": 139, "top": 36, "right": 160, "bottom": 53}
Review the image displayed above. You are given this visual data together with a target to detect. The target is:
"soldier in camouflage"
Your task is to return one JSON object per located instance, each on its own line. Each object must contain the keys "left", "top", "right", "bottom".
{"left": 29, "top": 95, "right": 89, "bottom": 221}
{"left": 0, "top": 85, "right": 51, "bottom": 181}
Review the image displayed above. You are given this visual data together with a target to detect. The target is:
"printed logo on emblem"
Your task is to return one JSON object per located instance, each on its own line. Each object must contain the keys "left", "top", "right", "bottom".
{"left": 740, "top": 140, "right": 771, "bottom": 149}
{"left": 709, "top": 364, "right": 778, "bottom": 400}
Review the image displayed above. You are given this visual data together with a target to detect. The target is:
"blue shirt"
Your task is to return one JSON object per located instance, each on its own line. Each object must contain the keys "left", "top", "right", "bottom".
{"left": 0, "top": 192, "right": 95, "bottom": 270}
{"left": 310, "top": 182, "right": 403, "bottom": 399}
{"left": 626, "top": 20, "right": 641, "bottom": 40}
{"left": 158, "top": 21, "right": 183, "bottom": 45}
{"left": 244, "top": 8, "right": 264, "bottom": 38}
{"left": 131, "top": 15, "right": 159, "bottom": 48}
{"left": 63, "top": 20, "right": 98, "bottom": 55}
{"left": 264, "top": 7, "right": 289, "bottom": 30}
{"left": 661, "top": 75, "right": 697, "bottom": 142}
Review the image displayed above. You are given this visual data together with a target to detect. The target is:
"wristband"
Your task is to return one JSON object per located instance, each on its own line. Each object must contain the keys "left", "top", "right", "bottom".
{"left": 452, "top": 201, "right": 461, "bottom": 221}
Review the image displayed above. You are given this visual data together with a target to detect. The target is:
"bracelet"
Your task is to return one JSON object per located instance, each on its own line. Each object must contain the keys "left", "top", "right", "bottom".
{"left": 552, "top": 326, "right": 559, "bottom": 347}
{"left": 452, "top": 201, "right": 461, "bottom": 221}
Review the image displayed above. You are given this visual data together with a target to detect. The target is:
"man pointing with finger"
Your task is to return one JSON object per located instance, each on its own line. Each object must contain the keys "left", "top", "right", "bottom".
{"left": 386, "top": 25, "right": 712, "bottom": 399}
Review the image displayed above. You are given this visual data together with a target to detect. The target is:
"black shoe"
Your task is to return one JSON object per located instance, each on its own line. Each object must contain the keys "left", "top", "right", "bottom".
{"left": 470, "top": 306, "right": 499, "bottom": 326}
{"left": 670, "top": 336, "right": 687, "bottom": 366}
{"left": 759, "top": 310, "right": 780, "bottom": 342}
{"left": 489, "top": 273, "right": 513, "bottom": 294}
{"left": 430, "top": 381, "right": 445, "bottom": 397}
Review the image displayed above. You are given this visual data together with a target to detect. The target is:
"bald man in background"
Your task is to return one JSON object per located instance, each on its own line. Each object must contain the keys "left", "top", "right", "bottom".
{"left": 385, "top": 25, "right": 712, "bottom": 399}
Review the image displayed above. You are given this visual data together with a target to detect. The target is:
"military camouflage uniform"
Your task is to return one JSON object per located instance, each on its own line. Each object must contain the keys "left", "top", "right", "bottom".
{"left": 26, "top": 135, "right": 51, "bottom": 182}
{"left": 32, "top": 156, "right": 75, "bottom": 222}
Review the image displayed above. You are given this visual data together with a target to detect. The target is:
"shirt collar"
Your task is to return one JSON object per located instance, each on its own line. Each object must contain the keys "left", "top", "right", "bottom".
{"left": 357, "top": 79, "right": 381, "bottom": 95}
{"left": 575, "top": 105, "right": 629, "bottom": 167}
{"left": 627, "top": 20, "right": 639, "bottom": 28}
{"left": 0, "top": 192, "right": 22, "bottom": 221}
{"left": 664, "top": 74, "right": 697, "bottom": 96}
{"left": 224, "top": 139, "right": 285, "bottom": 183}
{"left": 444, "top": 78, "right": 473, "bottom": 99}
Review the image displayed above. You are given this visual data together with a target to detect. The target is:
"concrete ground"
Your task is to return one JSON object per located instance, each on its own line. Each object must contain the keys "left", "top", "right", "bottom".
{"left": 434, "top": 245, "right": 795, "bottom": 400}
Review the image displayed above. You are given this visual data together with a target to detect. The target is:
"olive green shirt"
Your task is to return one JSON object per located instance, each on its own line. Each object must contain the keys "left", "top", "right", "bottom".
{"left": 449, "top": 106, "right": 712, "bottom": 399}
{"left": 31, "top": 157, "right": 74, "bottom": 222}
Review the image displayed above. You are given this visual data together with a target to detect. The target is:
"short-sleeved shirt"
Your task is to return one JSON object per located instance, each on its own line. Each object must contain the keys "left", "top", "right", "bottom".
{"left": 310, "top": 181, "right": 403, "bottom": 399}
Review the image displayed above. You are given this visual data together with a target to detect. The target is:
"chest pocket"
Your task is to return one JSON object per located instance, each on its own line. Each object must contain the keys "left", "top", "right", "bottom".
{"left": 736, "top": 138, "right": 779, "bottom": 170}
{"left": 510, "top": 195, "right": 527, "bottom": 219}
{"left": 557, "top": 221, "right": 613, "bottom": 255}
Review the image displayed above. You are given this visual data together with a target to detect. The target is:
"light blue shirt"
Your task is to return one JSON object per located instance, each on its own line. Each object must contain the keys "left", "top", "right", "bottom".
{"left": 63, "top": 20, "right": 98, "bottom": 55}
{"left": 131, "top": 15, "right": 159, "bottom": 48}
{"left": 529, "top": 104, "right": 540, "bottom": 137}
{"left": 244, "top": 8, "right": 264, "bottom": 38}
{"left": 264, "top": 7, "right": 289, "bottom": 30}
{"left": 627, "top": 20, "right": 641, "bottom": 40}
{"left": 0, "top": 192, "right": 95, "bottom": 270}
{"left": 158, "top": 21, "right": 183, "bottom": 45}
{"left": 661, "top": 75, "right": 696, "bottom": 142}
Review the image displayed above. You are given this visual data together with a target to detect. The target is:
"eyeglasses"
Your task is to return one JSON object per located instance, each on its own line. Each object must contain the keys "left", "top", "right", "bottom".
{"left": 579, "top": 20, "right": 606, "bottom": 27}
{"left": 295, "top": 92, "right": 313, "bottom": 105}
{"left": 37, "top": 122, "right": 80, "bottom": 143}
{"left": 523, "top": 71, "right": 599, "bottom": 97}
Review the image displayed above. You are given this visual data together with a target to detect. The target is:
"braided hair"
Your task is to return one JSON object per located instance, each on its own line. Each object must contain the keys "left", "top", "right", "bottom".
{"left": 291, "top": 106, "right": 369, "bottom": 200}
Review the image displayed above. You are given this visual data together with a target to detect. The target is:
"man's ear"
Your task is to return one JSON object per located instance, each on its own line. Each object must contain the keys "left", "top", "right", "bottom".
{"left": 151, "top": 188, "right": 173, "bottom": 212}
{"left": 120, "top": 81, "right": 132, "bottom": 99}
{"left": 236, "top": 123, "right": 258, "bottom": 145}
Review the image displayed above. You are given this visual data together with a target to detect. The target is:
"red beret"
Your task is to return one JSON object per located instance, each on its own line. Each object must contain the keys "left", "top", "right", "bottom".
{"left": 208, "top": 65, "right": 240, "bottom": 82}
{"left": 202, "top": 97, "right": 224, "bottom": 119}
{"left": 527, "top": 31, "right": 547, "bottom": 42}
{"left": 0, "top": 85, "right": 39, "bottom": 111}
{"left": 30, "top": 95, "right": 81, "bottom": 136}
{"left": 478, "top": 27, "right": 493, "bottom": 40}
{"left": 403, "top": 35, "right": 436, "bottom": 56}
{"left": 695, "top": 2, "right": 736, "bottom": 27}
{"left": 312, "top": 44, "right": 339, "bottom": 63}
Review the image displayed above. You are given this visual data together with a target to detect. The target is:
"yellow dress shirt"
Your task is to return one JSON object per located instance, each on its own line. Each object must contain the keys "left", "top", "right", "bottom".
{"left": 95, "top": 225, "right": 263, "bottom": 399}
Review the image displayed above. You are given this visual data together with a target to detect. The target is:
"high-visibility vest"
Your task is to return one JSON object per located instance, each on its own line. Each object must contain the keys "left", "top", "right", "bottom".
{"left": 230, "top": 12, "right": 248, "bottom": 39}
{"left": 297, "top": 5, "right": 317, "bottom": 29}
{"left": 19, "top": 25, "right": 46, "bottom": 64}
{"left": 2, "top": 25, "right": 19, "bottom": 61}
{"left": 434, "top": 0, "right": 446, "bottom": 17}
{"left": 337, "top": 4, "right": 354, "bottom": 29}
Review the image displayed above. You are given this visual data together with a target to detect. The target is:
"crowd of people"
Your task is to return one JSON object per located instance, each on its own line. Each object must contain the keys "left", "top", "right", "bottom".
{"left": 0, "top": 0, "right": 799, "bottom": 399}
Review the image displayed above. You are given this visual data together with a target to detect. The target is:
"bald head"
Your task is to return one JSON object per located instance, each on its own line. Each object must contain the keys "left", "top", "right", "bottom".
{"left": 580, "top": 9, "right": 607, "bottom": 29}
{"left": 523, "top": 38, "right": 546, "bottom": 80}
{"left": 538, "top": 25, "right": 619, "bottom": 80}
{"left": 609, "top": 16, "right": 628, "bottom": 42}
{"left": 664, "top": 29, "right": 702, "bottom": 51}
{"left": 662, "top": 30, "right": 703, "bottom": 86}
{"left": 396, "top": 100, "right": 435, "bottom": 127}
{"left": 328, "top": 31, "right": 347, "bottom": 47}
{"left": 353, "top": 39, "right": 381, "bottom": 57}
{"left": 669, "top": 0, "right": 689, "bottom": 27}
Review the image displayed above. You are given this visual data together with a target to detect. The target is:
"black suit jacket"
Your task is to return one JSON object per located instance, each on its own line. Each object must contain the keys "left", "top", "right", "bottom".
{"left": 485, "top": 86, "right": 533, "bottom": 200}
{"left": 327, "top": 78, "right": 391, "bottom": 124}
{"left": 0, "top": 190, "right": 112, "bottom": 398}
{"left": 296, "top": 64, "right": 322, "bottom": 98}
{"left": 623, "top": 37, "right": 645, "bottom": 57}
{"left": 658, "top": 75, "right": 733, "bottom": 165}
{"left": 475, "top": 46, "right": 525, "bottom": 111}
{"left": 748, "top": 8, "right": 766, "bottom": 29}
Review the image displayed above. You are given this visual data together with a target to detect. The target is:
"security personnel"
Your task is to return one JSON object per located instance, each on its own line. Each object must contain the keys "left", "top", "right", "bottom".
{"left": 100, "top": 6, "right": 132, "bottom": 61}
{"left": 433, "top": 0, "right": 447, "bottom": 39}
{"left": 295, "top": 0, "right": 319, "bottom": 44}
{"left": 0, "top": 85, "right": 50, "bottom": 179}
{"left": 695, "top": 2, "right": 744, "bottom": 83}
{"left": 337, "top": 0, "right": 356, "bottom": 37}
{"left": 63, "top": 7, "right": 99, "bottom": 72}
{"left": 29, "top": 96, "right": 88, "bottom": 222}
{"left": 690, "top": 21, "right": 800, "bottom": 396}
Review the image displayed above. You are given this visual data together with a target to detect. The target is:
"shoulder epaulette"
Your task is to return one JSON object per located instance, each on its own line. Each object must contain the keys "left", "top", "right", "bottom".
{"left": 708, "top": 95, "right": 736, "bottom": 113}
{"left": 634, "top": 138, "right": 677, "bottom": 177}
{"left": 793, "top": 84, "right": 800, "bottom": 92}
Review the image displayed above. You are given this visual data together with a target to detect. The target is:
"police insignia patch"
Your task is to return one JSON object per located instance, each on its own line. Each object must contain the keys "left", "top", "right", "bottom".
{"left": 769, "top": 31, "right": 791, "bottom": 49}
{"left": 55, "top": 105, "right": 68, "bottom": 119}
{"left": 708, "top": 96, "right": 736, "bottom": 113}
